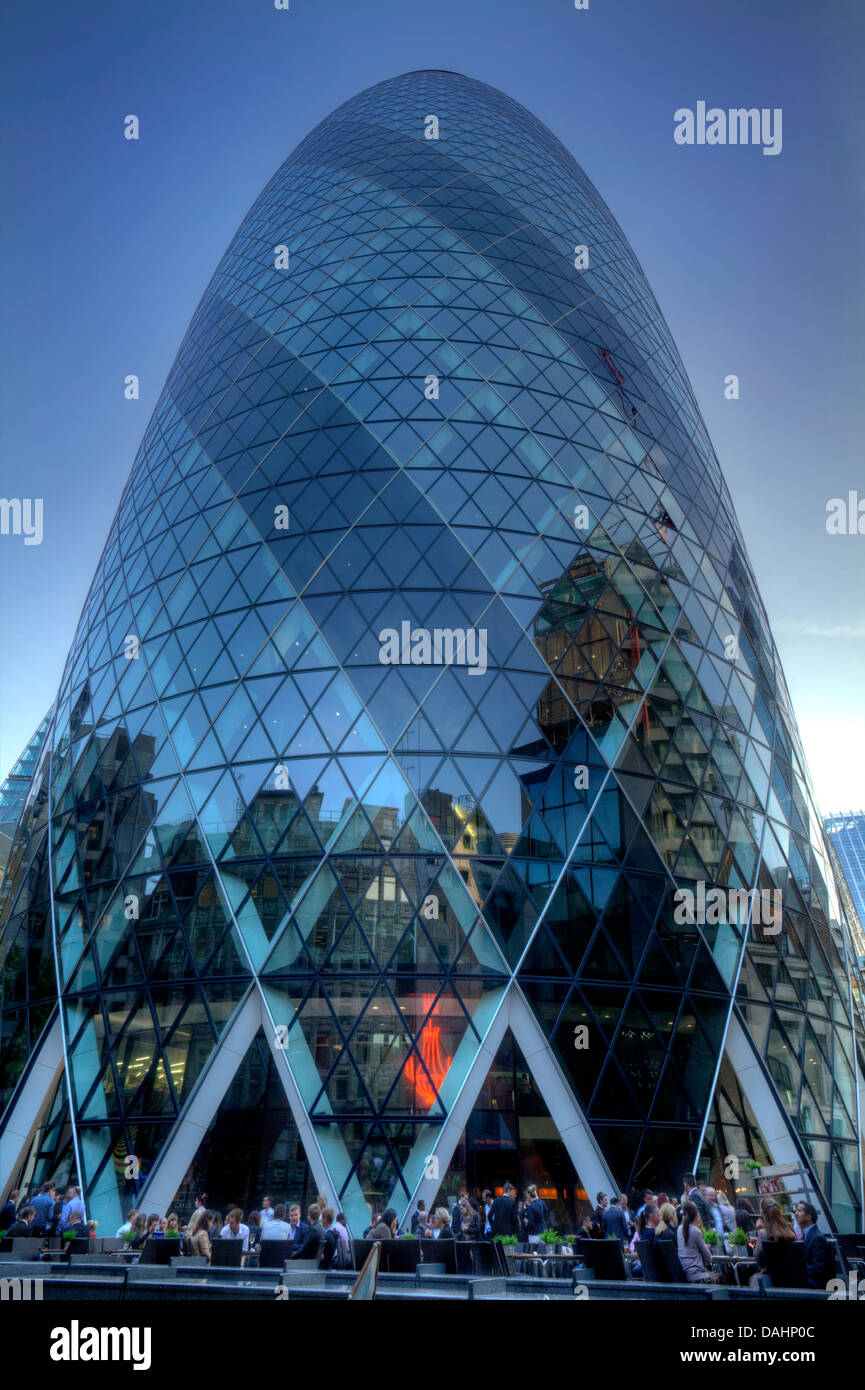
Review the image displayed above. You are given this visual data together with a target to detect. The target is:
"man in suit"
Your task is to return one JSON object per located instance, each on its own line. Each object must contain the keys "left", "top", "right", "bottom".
{"left": 795, "top": 1201, "right": 835, "bottom": 1289}
{"left": 592, "top": 1191, "right": 608, "bottom": 1235}
{"left": 489, "top": 1182, "right": 519, "bottom": 1239}
{"left": 291, "top": 1203, "right": 324, "bottom": 1259}
{"left": 602, "top": 1194, "right": 630, "bottom": 1244}
{"left": 410, "top": 1200, "right": 426, "bottom": 1234}
{"left": 683, "top": 1174, "right": 710, "bottom": 1227}
{"left": 4, "top": 1205, "right": 37, "bottom": 1238}
{"left": 0, "top": 1189, "right": 20, "bottom": 1230}
{"left": 287, "top": 1203, "right": 309, "bottom": 1249}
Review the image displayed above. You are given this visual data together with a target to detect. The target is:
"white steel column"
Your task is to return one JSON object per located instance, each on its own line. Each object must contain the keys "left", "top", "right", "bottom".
{"left": 0, "top": 1014, "right": 64, "bottom": 1199}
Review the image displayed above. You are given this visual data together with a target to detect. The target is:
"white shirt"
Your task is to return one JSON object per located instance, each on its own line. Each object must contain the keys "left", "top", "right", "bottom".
{"left": 116, "top": 1221, "right": 133, "bottom": 1238}
{"left": 220, "top": 1222, "right": 250, "bottom": 1251}
{"left": 260, "top": 1219, "right": 292, "bottom": 1240}
{"left": 260, "top": 1207, "right": 275, "bottom": 1223}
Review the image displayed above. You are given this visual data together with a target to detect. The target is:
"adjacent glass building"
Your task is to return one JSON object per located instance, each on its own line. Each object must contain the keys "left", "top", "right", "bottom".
{"left": 826, "top": 814, "right": 865, "bottom": 946}
{"left": 1, "top": 70, "right": 862, "bottom": 1234}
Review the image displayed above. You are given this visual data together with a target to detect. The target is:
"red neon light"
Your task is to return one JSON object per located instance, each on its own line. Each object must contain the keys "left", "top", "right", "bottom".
{"left": 405, "top": 994, "right": 452, "bottom": 1108}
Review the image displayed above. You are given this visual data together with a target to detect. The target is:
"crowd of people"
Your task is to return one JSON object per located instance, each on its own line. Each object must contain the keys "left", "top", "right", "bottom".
{"left": 398, "top": 1181, "right": 552, "bottom": 1245}
{"left": 587, "top": 1172, "right": 836, "bottom": 1290}
{"left": 1, "top": 1170, "right": 837, "bottom": 1288}
{"left": 0, "top": 1183, "right": 91, "bottom": 1238}
{"left": 113, "top": 1193, "right": 353, "bottom": 1268}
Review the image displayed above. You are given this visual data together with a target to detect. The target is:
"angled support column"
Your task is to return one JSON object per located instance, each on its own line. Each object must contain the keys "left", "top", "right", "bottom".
{"left": 0, "top": 1013, "right": 64, "bottom": 1200}
{"left": 259, "top": 988, "right": 359, "bottom": 1227}
{"left": 136, "top": 990, "right": 264, "bottom": 1217}
{"left": 402, "top": 982, "right": 616, "bottom": 1222}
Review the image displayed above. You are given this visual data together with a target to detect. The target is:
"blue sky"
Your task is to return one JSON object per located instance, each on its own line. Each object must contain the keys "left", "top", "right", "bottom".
{"left": 1, "top": 0, "right": 862, "bottom": 811}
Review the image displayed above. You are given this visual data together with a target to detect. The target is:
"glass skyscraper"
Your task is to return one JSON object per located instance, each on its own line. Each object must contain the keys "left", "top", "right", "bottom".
{"left": 1, "top": 70, "right": 861, "bottom": 1234}
{"left": 826, "top": 813, "right": 865, "bottom": 944}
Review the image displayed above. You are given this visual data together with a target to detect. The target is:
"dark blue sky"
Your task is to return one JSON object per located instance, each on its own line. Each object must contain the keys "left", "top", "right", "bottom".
{"left": 1, "top": 0, "right": 862, "bottom": 808}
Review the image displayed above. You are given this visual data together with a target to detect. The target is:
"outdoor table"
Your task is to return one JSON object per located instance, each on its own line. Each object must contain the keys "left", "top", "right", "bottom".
{"left": 710, "top": 1253, "right": 757, "bottom": 1287}
{"left": 505, "top": 1249, "right": 582, "bottom": 1278}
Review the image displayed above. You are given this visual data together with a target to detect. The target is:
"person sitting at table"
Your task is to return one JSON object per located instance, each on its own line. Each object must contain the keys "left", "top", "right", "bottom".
{"left": 430, "top": 1207, "right": 455, "bottom": 1240}
{"left": 629, "top": 1204, "right": 659, "bottom": 1277}
{"left": 189, "top": 1209, "right": 212, "bottom": 1263}
{"left": 794, "top": 1201, "right": 835, "bottom": 1289}
{"left": 128, "top": 1214, "right": 148, "bottom": 1248}
{"left": 677, "top": 1201, "right": 718, "bottom": 1283}
{"left": 655, "top": 1202, "right": 678, "bottom": 1237}
{"left": 746, "top": 1202, "right": 796, "bottom": 1286}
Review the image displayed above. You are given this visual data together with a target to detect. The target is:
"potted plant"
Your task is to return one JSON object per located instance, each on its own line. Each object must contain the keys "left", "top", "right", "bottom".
{"left": 726, "top": 1227, "right": 748, "bottom": 1255}
{"left": 540, "top": 1228, "right": 560, "bottom": 1252}
{"left": 703, "top": 1227, "right": 719, "bottom": 1249}
{"left": 744, "top": 1160, "right": 761, "bottom": 1175}
{"left": 399, "top": 1231, "right": 417, "bottom": 1240}
{"left": 494, "top": 1234, "right": 518, "bottom": 1258}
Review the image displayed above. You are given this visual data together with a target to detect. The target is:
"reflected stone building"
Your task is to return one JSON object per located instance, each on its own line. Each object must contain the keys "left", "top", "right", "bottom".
{"left": 1, "top": 71, "right": 862, "bottom": 1233}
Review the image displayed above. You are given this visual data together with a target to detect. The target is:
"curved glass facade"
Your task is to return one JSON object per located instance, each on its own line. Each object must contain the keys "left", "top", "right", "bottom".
{"left": 0, "top": 70, "right": 861, "bottom": 1232}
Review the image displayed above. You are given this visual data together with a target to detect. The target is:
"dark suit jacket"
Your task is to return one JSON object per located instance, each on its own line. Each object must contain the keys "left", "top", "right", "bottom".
{"left": 687, "top": 1188, "right": 711, "bottom": 1226}
{"left": 320, "top": 1228, "right": 340, "bottom": 1268}
{"left": 489, "top": 1195, "right": 518, "bottom": 1238}
{"left": 410, "top": 1209, "right": 425, "bottom": 1234}
{"left": 602, "top": 1206, "right": 629, "bottom": 1243}
{"left": 456, "top": 1212, "right": 481, "bottom": 1241}
{"left": 803, "top": 1224, "right": 834, "bottom": 1289}
{"left": 291, "top": 1221, "right": 324, "bottom": 1260}
{"left": 288, "top": 1220, "right": 309, "bottom": 1246}
{"left": 4, "top": 1221, "right": 36, "bottom": 1238}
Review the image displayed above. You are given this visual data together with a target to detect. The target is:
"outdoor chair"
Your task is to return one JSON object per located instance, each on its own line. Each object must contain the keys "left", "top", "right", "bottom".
{"left": 258, "top": 1240, "right": 292, "bottom": 1268}
{"left": 209, "top": 1238, "right": 244, "bottom": 1268}
{"left": 634, "top": 1238, "right": 663, "bottom": 1282}
{"left": 578, "top": 1238, "right": 628, "bottom": 1280}
{"left": 654, "top": 1236, "right": 690, "bottom": 1284}
{"left": 761, "top": 1239, "right": 810, "bottom": 1290}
